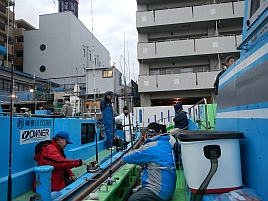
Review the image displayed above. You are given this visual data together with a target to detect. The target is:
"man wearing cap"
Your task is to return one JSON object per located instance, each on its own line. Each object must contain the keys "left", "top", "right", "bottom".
{"left": 115, "top": 106, "right": 135, "bottom": 143}
{"left": 122, "top": 122, "right": 177, "bottom": 201}
{"left": 173, "top": 102, "right": 188, "bottom": 129}
{"left": 214, "top": 55, "right": 236, "bottom": 95}
{"left": 33, "top": 131, "right": 86, "bottom": 191}
{"left": 100, "top": 91, "right": 115, "bottom": 149}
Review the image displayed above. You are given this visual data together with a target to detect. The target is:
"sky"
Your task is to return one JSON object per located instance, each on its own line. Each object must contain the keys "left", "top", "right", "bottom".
{"left": 14, "top": 0, "right": 139, "bottom": 83}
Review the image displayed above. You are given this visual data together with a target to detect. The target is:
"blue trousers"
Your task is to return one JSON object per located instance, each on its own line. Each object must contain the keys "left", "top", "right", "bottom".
{"left": 105, "top": 122, "right": 114, "bottom": 148}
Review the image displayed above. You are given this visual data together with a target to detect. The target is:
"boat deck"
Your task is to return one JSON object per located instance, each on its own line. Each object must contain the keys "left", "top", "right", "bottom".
{"left": 13, "top": 148, "right": 187, "bottom": 201}
{"left": 12, "top": 149, "right": 111, "bottom": 201}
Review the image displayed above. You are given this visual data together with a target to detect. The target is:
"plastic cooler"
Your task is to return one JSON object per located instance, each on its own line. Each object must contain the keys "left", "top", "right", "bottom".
{"left": 178, "top": 130, "right": 245, "bottom": 194}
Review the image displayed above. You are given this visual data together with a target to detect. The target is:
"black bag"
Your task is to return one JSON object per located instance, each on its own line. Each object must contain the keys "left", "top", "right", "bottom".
{"left": 63, "top": 169, "right": 75, "bottom": 186}
{"left": 34, "top": 140, "right": 52, "bottom": 155}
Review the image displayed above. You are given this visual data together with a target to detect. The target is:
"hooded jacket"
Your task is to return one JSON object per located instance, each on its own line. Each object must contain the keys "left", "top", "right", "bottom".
{"left": 33, "top": 139, "right": 82, "bottom": 191}
{"left": 122, "top": 135, "right": 177, "bottom": 200}
{"left": 173, "top": 109, "right": 188, "bottom": 129}
{"left": 61, "top": 101, "right": 73, "bottom": 116}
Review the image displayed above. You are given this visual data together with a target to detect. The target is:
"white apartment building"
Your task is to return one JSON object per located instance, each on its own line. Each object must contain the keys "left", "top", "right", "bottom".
{"left": 136, "top": 0, "right": 244, "bottom": 106}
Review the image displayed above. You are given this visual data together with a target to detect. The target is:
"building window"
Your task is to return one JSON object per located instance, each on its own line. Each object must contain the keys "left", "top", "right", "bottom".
{"left": 83, "top": 48, "right": 85, "bottom": 57}
{"left": 102, "top": 70, "right": 113, "bottom": 78}
{"left": 40, "top": 44, "right": 46, "bottom": 51}
{"left": 81, "top": 123, "right": 96, "bottom": 145}
{"left": 16, "top": 51, "right": 23, "bottom": 57}
{"left": 119, "top": 75, "right": 123, "bottom": 86}
{"left": 16, "top": 36, "right": 23, "bottom": 43}
{"left": 0, "top": 22, "right": 5, "bottom": 32}
{"left": 0, "top": 5, "right": 6, "bottom": 14}
{"left": 40, "top": 65, "right": 46, "bottom": 72}
{"left": 181, "top": 68, "right": 193, "bottom": 73}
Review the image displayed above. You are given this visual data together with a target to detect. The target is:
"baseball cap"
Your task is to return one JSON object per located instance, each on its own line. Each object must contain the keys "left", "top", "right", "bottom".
{"left": 55, "top": 131, "right": 73, "bottom": 144}
{"left": 106, "top": 91, "right": 114, "bottom": 96}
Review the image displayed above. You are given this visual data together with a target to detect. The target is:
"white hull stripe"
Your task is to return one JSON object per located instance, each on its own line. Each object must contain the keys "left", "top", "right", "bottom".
{"left": 220, "top": 42, "right": 268, "bottom": 85}
{"left": 217, "top": 108, "right": 268, "bottom": 119}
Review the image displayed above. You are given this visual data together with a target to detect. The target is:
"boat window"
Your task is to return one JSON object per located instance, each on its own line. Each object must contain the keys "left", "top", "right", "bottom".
{"left": 250, "top": 0, "right": 260, "bottom": 18}
{"left": 81, "top": 123, "right": 96, "bottom": 145}
{"left": 247, "top": 0, "right": 267, "bottom": 28}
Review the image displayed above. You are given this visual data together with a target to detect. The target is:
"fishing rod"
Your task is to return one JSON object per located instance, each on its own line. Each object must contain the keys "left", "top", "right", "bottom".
{"left": 8, "top": 1, "right": 15, "bottom": 200}
{"left": 86, "top": 0, "right": 99, "bottom": 173}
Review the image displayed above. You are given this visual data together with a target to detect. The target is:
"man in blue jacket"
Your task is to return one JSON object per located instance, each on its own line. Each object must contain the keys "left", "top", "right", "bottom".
{"left": 173, "top": 102, "right": 188, "bottom": 129}
{"left": 100, "top": 91, "right": 115, "bottom": 149}
{"left": 122, "top": 122, "right": 177, "bottom": 201}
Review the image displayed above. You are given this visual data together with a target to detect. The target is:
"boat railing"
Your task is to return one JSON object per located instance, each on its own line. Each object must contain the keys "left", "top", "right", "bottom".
{"left": 188, "top": 98, "right": 210, "bottom": 130}
{"left": 156, "top": 116, "right": 175, "bottom": 126}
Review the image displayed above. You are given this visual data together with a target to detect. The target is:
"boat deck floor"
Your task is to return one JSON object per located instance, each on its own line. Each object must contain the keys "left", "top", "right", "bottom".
{"left": 12, "top": 149, "right": 111, "bottom": 201}
{"left": 13, "top": 150, "right": 187, "bottom": 201}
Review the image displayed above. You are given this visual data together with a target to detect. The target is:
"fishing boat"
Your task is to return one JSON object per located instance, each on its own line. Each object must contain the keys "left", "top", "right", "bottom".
{"left": 0, "top": 107, "right": 141, "bottom": 201}
{"left": 1, "top": 0, "right": 267, "bottom": 200}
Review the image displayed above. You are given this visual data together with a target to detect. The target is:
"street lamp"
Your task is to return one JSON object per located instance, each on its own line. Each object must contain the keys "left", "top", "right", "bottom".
{"left": 30, "top": 86, "right": 36, "bottom": 112}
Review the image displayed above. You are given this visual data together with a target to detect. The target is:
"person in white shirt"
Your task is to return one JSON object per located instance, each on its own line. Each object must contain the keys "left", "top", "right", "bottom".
{"left": 115, "top": 106, "right": 135, "bottom": 143}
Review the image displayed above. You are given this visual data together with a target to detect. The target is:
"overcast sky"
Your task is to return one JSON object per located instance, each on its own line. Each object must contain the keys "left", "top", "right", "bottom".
{"left": 15, "top": 0, "right": 139, "bottom": 83}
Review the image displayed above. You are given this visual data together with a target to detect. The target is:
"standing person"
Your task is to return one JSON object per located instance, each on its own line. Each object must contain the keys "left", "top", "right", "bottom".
{"left": 33, "top": 131, "right": 86, "bottom": 191}
{"left": 115, "top": 106, "right": 135, "bottom": 143}
{"left": 214, "top": 55, "right": 236, "bottom": 95}
{"left": 122, "top": 122, "right": 177, "bottom": 201}
{"left": 100, "top": 91, "right": 115, "bottom": 149}
{"left": 61, "top": 100, "right": 73, "bottom": 116}
{"left": 173, "top": 102, "right": 188, "bottom": 129}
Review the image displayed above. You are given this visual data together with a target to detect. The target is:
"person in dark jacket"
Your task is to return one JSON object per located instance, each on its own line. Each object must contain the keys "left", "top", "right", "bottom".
{"left": 100, "top": 91, "right": 115, "bottom": 149}
{"left": 33, "top": 131, "right": 86, "bottom": 191}
{"left": 122, "top": 122, "right": 177, "bottom": 201}
{"left": 213, "top": 55, "right": 236, "bottom": 95}
{"left": 173, "top": 102, "right": 188, "bottom": 129}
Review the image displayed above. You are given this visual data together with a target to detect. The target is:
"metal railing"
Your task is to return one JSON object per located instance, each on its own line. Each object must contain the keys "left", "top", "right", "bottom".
{"left": 188, "top": 98, "right": 209, "bottom": 130}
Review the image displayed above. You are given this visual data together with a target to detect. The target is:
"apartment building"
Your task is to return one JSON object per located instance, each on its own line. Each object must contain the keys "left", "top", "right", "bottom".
{"left": 14, "top": 19, "right": 36, "bottom": 71}
{"left": 136, "top": 0, "right": 244, "bottom": 106}
{"left": 0, "top": 0, "right": 14, "bottom": 68}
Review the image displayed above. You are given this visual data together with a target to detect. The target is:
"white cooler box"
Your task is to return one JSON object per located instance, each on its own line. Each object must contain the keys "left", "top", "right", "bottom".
{"left": 178, "top": 130, "right": 245, "bottom": 194}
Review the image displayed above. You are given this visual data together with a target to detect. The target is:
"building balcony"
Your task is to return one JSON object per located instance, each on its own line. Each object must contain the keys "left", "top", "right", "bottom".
{"left": 5, "top": 43, "right": 12, "bottom": 54}
{"left": 15, "top": 27, "right": 24, "bottom": 36}
{"left": 136, "top": 1, "right": 244, "bottom": 33}
{"left": 14, "top": 57, "right": 23, "bottom": 65}
{"left": 5, "top": 25, "right": 14, "bottom": 36}
{"left": 14, "top": 42, "right": 23, "bottom": 50}
{"left": 138, "top": 71, "right": 219, "bottom": 93}
{"left": 137, "top": 0, "right": 177, "bottom": 4}
{"left": 137, "top": 35, "right": 242, "bottom": 61}
{"left": 5, "top": 8, "right": 14, "bottom": 21}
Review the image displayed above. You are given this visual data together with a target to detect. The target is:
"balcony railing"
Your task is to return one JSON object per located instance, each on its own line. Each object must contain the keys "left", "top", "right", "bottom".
{"left": 138, "top": 71, "right": 220, "bottom": 92}
{"left": 138, "top": 35, "right": 242, "bottom": 60}
{"left": 137, "top": 1, "right": 244, "bottom": 29}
